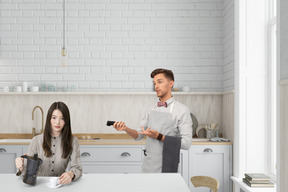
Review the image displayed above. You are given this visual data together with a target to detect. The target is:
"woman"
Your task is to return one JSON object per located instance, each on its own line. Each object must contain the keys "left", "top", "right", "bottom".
{"left": 15, "top": 101, "right": 82, "bottom": 184}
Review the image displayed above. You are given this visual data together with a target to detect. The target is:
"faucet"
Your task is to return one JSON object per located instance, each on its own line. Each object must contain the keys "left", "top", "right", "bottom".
{"left": 32, "top": 106, "right": 44, "bottom": 137}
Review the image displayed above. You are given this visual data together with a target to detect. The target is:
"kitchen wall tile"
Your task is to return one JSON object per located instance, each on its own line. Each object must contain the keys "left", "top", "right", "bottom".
{"left": 0, "top": 0, "right": 234, "bottom": 92}
{"left": 223, "top": 0, "right": 234, "bottom": 91}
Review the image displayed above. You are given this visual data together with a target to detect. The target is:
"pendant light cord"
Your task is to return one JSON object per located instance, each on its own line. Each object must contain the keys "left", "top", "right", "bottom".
{"left": 63, "top": 0, "right": 65, "bottom": 50}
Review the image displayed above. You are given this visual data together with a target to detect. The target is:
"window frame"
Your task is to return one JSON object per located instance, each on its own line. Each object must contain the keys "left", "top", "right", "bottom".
{"left": 267, "top": 0, "right": 277, "bottom": 181}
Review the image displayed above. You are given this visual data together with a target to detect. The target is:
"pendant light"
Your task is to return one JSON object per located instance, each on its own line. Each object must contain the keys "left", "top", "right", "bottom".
{"left": 61, "top": 0, "right": 67, "bottom": 67}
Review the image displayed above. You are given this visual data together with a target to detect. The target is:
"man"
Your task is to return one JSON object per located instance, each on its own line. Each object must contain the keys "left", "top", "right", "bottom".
{"left": 113, "top": 68, "right": 192, "bottom": 173}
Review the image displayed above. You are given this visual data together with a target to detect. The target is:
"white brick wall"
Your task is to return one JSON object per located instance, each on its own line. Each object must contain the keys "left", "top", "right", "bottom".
{"left": 223, "top": 0, "right": 234, "bottom": 91}
{"left": 0, "top": 0, "right": 234, "bottom": 92}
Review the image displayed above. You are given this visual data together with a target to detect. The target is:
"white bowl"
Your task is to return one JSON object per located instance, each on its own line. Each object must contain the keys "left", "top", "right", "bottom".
{"left": 31, "top": 86, "right": 39, "bottom": 92}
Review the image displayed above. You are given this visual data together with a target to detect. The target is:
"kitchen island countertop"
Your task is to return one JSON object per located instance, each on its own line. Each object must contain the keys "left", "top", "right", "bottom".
{"left": 0, "top": 173, "right": 190, "bottom": 192}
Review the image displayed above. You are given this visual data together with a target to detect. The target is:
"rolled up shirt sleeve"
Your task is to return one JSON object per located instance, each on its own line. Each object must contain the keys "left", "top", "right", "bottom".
{"left": 69, "top": 137, "right": 82, "bottom": 181}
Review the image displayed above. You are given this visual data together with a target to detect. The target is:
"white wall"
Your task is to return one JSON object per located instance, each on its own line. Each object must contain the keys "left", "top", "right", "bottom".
{"left": 0, "top": 0, "right": 234, "bottom": 92}
{"left": 280, "top": 0, "right": 288, "bottom": 80}
{"left": 223, "top": 0, "right": 234, "bottom": 91}
{"left": 279, "top": 0, "right": 288, "bottom": 191}
{"left": 279, "top": 81, "right": 288, "bottom": 192}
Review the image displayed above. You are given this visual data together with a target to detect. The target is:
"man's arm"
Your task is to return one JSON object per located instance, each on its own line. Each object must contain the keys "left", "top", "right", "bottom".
{"left": 113, "top": 121, "right": 139, "bottom": 139}
{"left": 178, "top": 107, "right": 193, "bottom": 150}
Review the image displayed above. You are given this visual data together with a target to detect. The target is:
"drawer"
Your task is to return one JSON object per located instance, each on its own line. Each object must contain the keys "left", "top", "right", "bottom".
{"left": 80, "top": 147, "right": 143, "bottom": 162}
{"left": 190, "top": 145, "right": 227, "bottom": 154}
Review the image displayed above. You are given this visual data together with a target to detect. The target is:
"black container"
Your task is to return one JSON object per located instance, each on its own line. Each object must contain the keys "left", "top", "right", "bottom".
{"left": 21, "top": 154, "right": 42, "bottom": 185}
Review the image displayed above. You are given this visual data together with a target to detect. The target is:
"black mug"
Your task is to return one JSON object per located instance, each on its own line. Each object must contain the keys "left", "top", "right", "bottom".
{"left": 21, "top": 154, "right": 42, "bottom": 185}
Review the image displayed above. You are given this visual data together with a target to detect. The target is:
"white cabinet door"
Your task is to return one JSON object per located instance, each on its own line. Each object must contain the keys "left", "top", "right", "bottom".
{"left": 180, "top": 149, "right": 189, "bottom": 185}
{"left": 80, "top": 145, "right": 190, "bottom": 177}
{"left": 0, "top": 145, "right": 23, "bottom": 173}
{"left": 188, "top": 145, "right": 232, "bottom": 192}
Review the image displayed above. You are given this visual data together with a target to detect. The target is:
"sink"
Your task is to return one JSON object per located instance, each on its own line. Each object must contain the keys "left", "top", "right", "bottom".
{"left": 0, "top": 139, "right": 32, "bottom": 143}
{"left": 79, "top": 137, "right": 100, "bottom": 142}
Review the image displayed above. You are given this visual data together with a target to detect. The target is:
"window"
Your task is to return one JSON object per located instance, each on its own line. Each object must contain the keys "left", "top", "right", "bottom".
{"left": 234, "top": 0, "right": 278, "bottom": 179}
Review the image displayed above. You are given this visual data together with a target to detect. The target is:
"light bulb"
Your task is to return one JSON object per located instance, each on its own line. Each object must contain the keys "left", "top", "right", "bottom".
{"left": 61, "top": 47, "right": 67, "bottom": 67}
{"left": 61, "top": 47, "right": 66, "bottom": 56}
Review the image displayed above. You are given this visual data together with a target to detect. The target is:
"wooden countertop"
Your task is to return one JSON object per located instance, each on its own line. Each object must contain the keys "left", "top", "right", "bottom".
{"left": 0, "top": 133, "right": 232, "bottom": 145}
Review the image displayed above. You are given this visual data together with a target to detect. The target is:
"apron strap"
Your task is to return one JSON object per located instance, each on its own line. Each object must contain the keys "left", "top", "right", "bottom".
{"left": 169, "top": 101, "right": 175, "bottom": 113}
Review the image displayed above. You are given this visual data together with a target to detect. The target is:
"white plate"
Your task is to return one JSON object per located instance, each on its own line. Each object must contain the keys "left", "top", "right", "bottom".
{"left": 196, "top": 124, "right": 206, "bottom": 138}
{"left": 46, "top": 183, "right": 62, "bottom": 189}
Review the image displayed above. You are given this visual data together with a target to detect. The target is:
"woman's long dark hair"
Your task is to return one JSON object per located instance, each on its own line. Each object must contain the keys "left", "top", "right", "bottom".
{"left": 42, "top": 101, "right": 72, "bottom": 158}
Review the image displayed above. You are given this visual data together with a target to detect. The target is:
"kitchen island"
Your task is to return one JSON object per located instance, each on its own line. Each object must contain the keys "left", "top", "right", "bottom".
{"left": 0, "top": 173, "right": 190, "bottom": 192}
{"left": 0, "top": 135, "right": 232, "bottom": 191}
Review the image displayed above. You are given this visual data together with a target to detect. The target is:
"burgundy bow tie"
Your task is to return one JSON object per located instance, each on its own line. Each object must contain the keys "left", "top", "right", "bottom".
{"left": 157, "top": 102, "right": 167, "bottom": 107}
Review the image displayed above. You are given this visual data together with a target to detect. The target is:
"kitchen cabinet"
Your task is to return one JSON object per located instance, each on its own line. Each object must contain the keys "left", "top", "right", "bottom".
{"left": 0, "top": 145, "right": 23, "bottom": 173}
{"left": 80, "top": 145, "right": 144, "bottom": 174}
{"left": 188, "top": 144, "right": 232, "bottom": 192}
{"left": 80, "top": 145, "right": 189, "bottom": 184}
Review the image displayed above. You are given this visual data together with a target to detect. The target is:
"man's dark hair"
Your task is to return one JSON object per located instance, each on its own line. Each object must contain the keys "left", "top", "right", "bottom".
{"left": 150, "top": 68, "right": 174, "bottom": 81}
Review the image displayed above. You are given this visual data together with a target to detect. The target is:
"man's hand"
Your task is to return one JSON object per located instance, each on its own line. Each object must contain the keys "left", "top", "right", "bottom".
{"left": 113, "top": 121, "right": 128, "bottom": 132}
{"left": 138, "top": 126, "right": 159, "bottom": 139}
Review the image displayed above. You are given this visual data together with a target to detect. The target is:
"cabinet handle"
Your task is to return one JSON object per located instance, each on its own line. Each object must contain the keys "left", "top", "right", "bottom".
{"left": 121, "top": 152, "right": 131, "bottom": 157}
{"left": 203, "top": 148, "right": 213, "bottom": 152}
{"left": 0, "top": 148, "right": 6, "bottom": 153}
{"left": 81, "top": 152, "right": 91, "bottom": 157}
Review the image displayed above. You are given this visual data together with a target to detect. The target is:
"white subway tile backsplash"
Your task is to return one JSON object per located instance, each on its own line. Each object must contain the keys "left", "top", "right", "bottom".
{"left": 111, "top": 82, "right": 122, "bottom": 88}
{"left": 133, "top": 82, "right": 145, "bottom": 89}
{"left": 111, "top": 67, "right": 123, "bottom": 74}
{"left": 0, "top": 67, "right": 11, "bottom": 73}
{"left": 98, "top": 82, "right": 110, "bottom": 88}
{"left": 23, "top": 67, "right": 34, "bottom": 73}
{"left": 122, "top": 82, "right": 133, "bottom": 88}
{"left": 41, "top": 74, "right": 62, "bottom": 81}
{"left": 0, "top": 0, "right": 234, "bottom": 92}
{"left": 34, "top": 67, "right": 45, "bottom": 73}
{"left": 78, "top": 82, "right": 90, "bottom": 89}
{"left": 106, "top": 74, "right": 128, "bottom": 81}
{"left": 18, "top": 74, "right": 40, "bottom": 81}
{"left": 223, "top": 0, "right": 234, "bottom": 91}
{"left": 85, "top": 74, "right": 105, "bottom": 81}
{"left": 79, "top": 67, "right": 90, "bottom": 74}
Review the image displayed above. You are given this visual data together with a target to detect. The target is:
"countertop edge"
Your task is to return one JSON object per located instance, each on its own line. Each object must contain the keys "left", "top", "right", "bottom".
{"left": 0, "top": 141, "right": 232, "bottom": 145}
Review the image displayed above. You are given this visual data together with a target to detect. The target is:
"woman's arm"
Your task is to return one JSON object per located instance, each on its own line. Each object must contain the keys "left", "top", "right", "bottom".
{"left": 15, "top": 136, "right": 39, "bottom": 176}
{"left": 67, "top": 137, "right": 82, "bottom": 181}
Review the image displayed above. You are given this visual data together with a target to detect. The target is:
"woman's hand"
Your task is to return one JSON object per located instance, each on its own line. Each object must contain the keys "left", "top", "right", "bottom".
{"left": 59, "top": 171, "right": 74, "bottom": 185}
{"left": 113, "top": 121, "right": 127, "bottom": 132}
{"left": 15, "top": 157, "right": 24, "bottom": 172}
